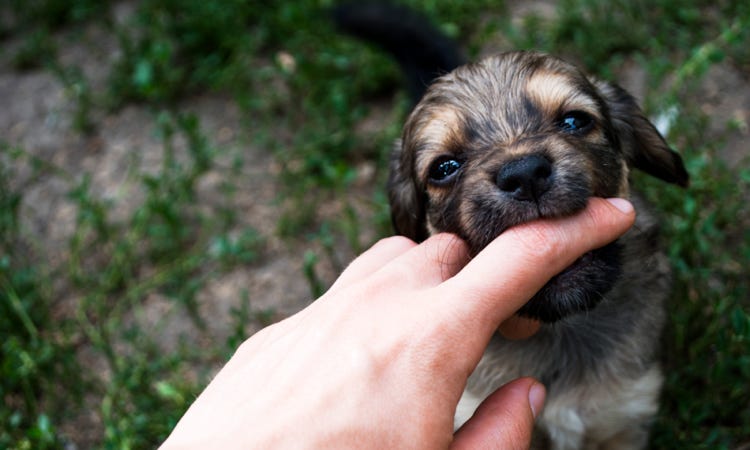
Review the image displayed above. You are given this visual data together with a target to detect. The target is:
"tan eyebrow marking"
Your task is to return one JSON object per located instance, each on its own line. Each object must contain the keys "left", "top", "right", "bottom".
{"left": 526, "top": 71, "right": 601, "bottom": 117}
{"left": 414, "top": 107, "right": 463, "bottom": 179}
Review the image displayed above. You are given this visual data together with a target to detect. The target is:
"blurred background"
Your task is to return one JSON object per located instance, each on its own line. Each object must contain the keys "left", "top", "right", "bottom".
{"left": 1, "top": 0, "right": 748, "bottom": 448}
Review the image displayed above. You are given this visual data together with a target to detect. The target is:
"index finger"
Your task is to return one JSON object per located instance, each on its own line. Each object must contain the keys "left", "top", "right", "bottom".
{"left": 439, "top": 198, "right": 635, "bottom": 343}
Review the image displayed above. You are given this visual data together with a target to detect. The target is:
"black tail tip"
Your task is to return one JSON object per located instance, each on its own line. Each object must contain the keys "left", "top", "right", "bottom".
{"left": 330, "top": 2, "right": 466, "bottom": 103}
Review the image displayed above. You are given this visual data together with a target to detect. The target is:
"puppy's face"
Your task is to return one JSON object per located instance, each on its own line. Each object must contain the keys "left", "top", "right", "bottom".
{"left": 389, "top": 52, "right": 688, "bottom": 322}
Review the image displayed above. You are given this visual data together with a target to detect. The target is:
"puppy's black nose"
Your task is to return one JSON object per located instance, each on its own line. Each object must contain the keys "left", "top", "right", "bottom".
{"left": 496, "top": 154, "right": 553, "bottom": 202}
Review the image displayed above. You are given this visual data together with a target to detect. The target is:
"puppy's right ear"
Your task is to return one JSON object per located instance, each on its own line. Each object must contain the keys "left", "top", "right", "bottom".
{"left": 596, "top": 80, "right": 689, "bottom": 187}
{"left": 387, "top": 140, "right": 428, "bottom": 241}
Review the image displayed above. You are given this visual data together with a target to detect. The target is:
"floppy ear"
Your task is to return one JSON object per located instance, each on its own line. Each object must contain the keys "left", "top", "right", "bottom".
{"left": 387, "top": 140, "right": 428, "bottom": 241}
{"left": 596, "top": 80, "right": 689, "bottom": 187}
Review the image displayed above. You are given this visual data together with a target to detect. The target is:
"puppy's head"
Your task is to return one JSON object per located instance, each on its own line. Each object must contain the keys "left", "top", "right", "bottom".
{"left": 388, "top": 51, "right": 688, "bottom": 323}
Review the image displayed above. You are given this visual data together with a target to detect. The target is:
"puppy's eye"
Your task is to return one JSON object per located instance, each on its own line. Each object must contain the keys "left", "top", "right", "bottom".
{"left": 428, "top": 157, "right": 462, "bottom": 183}
{"left": 558, "top": 111, "right": 594, "bottom": 134}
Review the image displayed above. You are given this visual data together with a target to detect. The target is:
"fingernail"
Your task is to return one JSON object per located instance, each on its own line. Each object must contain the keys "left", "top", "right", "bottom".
{"left": 529, "top": 382, "right": 546, "bottom": 419}
{"left": 606, "top": 197, "right": 634, "bottom": 214}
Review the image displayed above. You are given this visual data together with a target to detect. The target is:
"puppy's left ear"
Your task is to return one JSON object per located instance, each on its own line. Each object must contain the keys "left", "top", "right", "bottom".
{"left": 596, "top": 80, "right": 689, "bottom": 187}
{"left": 388, "top": 139, "right": 428, "bottom": 242}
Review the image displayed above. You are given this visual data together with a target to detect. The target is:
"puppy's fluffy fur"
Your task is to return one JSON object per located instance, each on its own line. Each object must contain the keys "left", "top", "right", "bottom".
{"left": 335, "top": 6, "right": 688, "bottom": 449}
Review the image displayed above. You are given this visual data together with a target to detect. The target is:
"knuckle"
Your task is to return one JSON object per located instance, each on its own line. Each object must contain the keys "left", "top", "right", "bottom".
{"left": 377, "top": 235, "right": 417, "bottom": 251}
{"left": 504, "top": 222, "right": 567, "bottom": 264}
{"left": 423, "top": 233, "right": 469, "bottom": 262}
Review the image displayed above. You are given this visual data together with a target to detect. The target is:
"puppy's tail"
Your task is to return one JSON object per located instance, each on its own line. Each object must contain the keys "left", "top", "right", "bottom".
{"left": 331, "top": 2, "right": 465, "bottom": 103}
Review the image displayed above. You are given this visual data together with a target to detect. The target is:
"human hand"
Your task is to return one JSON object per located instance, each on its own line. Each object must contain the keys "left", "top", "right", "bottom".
{"left": 161, "top": 198, "right": 635, "bottom": 449}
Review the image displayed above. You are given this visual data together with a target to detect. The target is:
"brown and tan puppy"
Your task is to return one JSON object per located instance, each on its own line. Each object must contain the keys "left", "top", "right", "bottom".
{"left": 335, "top": 6, "right": 688, "bottom": 449}
{"left": 389, "top": 51, "right": 687, "bottom": 449}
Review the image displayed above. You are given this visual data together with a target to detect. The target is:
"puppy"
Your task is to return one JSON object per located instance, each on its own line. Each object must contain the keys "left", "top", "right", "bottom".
{"left": 335, "top": 6, "right": 688, "bottom": 449}
{"left": 393, "top": 50, "right": 687, "bottom": 449}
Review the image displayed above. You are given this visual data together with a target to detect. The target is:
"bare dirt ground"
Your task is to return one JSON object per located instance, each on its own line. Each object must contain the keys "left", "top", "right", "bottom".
{"left": 2, "top": 0, "right": 748, "bottom": 379}
{"left": 1, "top": 17, "right": 325, "bottom": 335}
{"left": 3, "top": 0, "right": 746, "bottom": 336}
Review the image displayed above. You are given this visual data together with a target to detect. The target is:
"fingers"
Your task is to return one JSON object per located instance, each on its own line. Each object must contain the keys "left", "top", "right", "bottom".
{"left": 395, "top": 233, "right": 470, "bottom": 286}
{"left": 327, "top": 235, "right": 417, "bottom": 294}
{"left": 440, "top": 198, "right": 635, "bottom": 335}
{"left": 330, "top": 233, "right": 471, "bottom": 295}
{"left": 452, "top": 378, "right": 545, "bottom": 450}
{"left": 342, "top": 233, "right": 471, "bottom": 292}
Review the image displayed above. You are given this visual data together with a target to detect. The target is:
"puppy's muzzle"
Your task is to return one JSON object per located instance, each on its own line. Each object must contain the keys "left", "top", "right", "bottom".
{"left": 496, "top": 154, "right": 553, "bottom": 203}
{"left": 491, "top": 154, "right": 622, "bottom": 323}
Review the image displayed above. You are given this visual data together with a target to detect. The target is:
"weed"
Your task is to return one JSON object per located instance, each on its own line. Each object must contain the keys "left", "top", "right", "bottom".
{"left": 107, "top": 0, "right": 259, "bottom": 106}
{"left": 3, "top": 107, "right": 266, "bottom": 447}
{"left": 0, "top": 145, "right": 81, "bottom": 449}
{"left": 303, "top": 249, "right": 326, "bottom": 299}
{"left": 10, "top": 29, "right": 57, "bottom": 71}
{"left": 53, "top": 65, "right": 96, "bottom": 134}
{"left": 641, "top": 104, "right": 750, "bottom": 447}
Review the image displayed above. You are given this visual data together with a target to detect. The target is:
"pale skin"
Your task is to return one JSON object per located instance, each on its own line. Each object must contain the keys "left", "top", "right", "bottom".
{"left": 161, "top": 198, "right": 636, "bottom": 449}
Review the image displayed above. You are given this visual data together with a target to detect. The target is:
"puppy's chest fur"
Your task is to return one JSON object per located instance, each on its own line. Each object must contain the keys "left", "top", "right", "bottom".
{"left": 456, "top": 195, "right": 670, "bottom": 450}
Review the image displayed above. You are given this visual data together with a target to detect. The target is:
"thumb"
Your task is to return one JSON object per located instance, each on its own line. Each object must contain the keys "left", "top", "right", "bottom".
{"left": 451, "top": 378, "right": 545, "bottom": 450}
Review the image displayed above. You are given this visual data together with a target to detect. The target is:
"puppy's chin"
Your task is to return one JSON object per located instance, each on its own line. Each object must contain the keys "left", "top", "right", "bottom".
{"left": 516, "top": 242, "right": 623, "bottom": 323}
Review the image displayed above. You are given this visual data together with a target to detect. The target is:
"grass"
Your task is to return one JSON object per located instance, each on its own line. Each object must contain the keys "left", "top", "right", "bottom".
{"left": 1, "top": 0, "right": 748, "bottom": 448}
